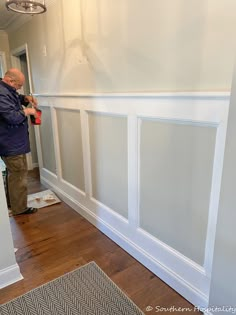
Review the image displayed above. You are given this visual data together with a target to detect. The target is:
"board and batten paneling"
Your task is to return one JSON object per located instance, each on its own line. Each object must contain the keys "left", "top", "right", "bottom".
{"left": 35, "top": 92, "right": 229, "bottom": 308}
{"left": 139, "top": 119, "right": 216, "bottom": 266}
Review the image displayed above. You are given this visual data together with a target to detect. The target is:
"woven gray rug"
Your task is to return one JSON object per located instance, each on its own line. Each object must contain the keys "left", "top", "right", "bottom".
{"left": 0, "top": 261, "right": 144, "bottom": 315}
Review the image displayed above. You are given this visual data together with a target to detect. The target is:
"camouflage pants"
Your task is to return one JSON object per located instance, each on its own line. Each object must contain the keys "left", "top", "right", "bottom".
{"left": 1, "top": 154, "right": 28, "bottom": 215}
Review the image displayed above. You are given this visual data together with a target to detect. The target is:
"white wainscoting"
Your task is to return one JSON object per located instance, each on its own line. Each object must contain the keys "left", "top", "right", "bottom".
{"left": 34, "top": 92, "right": 230, "bottom": 307}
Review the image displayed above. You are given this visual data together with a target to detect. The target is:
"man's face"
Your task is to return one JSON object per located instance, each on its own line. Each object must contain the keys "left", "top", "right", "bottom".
{"left": 10, "top": 78, "right": 24, "bottom": 90}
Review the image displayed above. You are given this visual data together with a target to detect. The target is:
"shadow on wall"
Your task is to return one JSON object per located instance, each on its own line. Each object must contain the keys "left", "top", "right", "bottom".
{"left": 25, "top": 0, "right": 235, "bottom": 93}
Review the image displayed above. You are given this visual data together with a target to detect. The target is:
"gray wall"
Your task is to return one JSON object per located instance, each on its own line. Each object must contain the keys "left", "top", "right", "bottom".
{"left": 0, "top": 30, "right": 11, "bottom": 70}
{"left": 0, "top": 175, "right": 17, "bottom": 270}
{"left": 57, "top": 109, "right": 85, "bottom": 190}
{"left": 7, "top": 0, "right": 236, "bottom": 93}
{"left": 39, "top": 107, "right": 56, "bottom": 173}
{"left": 209, "top": 69, "right": 236, "bottom": 312}
{"left": 89, "top": 113, "right": 128, "bottom": 217}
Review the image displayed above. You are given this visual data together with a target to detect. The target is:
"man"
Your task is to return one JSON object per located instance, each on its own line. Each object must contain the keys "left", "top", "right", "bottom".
{"left": 0, "top": 68, "right": 38, "bottom": 215}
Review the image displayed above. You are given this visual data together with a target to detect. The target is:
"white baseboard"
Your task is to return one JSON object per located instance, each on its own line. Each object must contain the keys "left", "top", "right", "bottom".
{"left": 41, "top": 175, "right": 208, "bottom": 308}
{"left": 0, "top": 264, "right": 23, "bottom": 289}
{"left": 32, "top": 163, "right": 39, "bottom": 169}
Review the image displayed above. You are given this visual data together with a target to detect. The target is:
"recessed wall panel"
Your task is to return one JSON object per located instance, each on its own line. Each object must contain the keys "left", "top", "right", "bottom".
{"left": 29, "top": 123, "right": 38, "bottom": 165}
{"left": 57, "top": 109, "right": 85, "bottom": 191}
{"left": 39, "top": 107, "right": 56, "bottom": 174}
{"left": 139, "top": 119, "right": 216, "bottom": 265}
{"left": 89, "top": 113, "right": 128, "bottom": 218}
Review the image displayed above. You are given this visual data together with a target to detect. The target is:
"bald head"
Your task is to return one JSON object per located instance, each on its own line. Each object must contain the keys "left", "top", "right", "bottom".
{"left": 5, "top": 68, "right": 25, "bottom": 82}
{"left": 3, "top": 68, "right": 25, "bottom": 90}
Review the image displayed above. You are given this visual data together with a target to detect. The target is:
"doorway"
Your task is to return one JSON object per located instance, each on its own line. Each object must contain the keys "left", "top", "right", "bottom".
{"left": 0, "top": 51, "right": 7, "bottom": 78}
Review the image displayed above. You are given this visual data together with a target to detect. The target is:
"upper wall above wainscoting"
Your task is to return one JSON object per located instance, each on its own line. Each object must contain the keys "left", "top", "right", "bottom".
{"left": 7, "top": 0, "right": 236, "bottom": 93}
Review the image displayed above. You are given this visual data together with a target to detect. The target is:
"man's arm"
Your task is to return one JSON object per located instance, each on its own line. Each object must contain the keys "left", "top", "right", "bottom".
{"left": 19, "top": 94, "right": 38, "bottom": 108}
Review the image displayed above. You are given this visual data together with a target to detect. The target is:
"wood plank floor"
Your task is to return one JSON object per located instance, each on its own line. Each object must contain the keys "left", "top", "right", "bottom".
{"left": 0, "top": 169, "right": 201, "bottom": 314}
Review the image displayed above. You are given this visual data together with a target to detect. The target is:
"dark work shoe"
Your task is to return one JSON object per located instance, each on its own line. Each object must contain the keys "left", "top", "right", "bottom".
{"left": 18, "top": 207, "right": 38, "bottom": 215}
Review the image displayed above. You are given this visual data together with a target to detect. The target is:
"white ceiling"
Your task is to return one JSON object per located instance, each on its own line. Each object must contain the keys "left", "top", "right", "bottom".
{"left": 0, "top": 0, "right": 55, "bottom": 31}
{"left": 0, "top": 1, "right": 22, "bottom": 30}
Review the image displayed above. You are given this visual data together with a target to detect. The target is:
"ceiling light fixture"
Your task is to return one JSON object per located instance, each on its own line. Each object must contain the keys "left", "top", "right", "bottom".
{"left": 6, "top": 0, "right": 47, "bottom": 15}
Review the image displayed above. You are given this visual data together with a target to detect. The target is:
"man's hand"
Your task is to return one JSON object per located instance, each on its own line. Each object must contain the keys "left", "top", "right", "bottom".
{"left": 24, "top": 95, "right": 38, "bottom": 108}
{"left": 23, "top": 107, "right": 38, "bottom": 117}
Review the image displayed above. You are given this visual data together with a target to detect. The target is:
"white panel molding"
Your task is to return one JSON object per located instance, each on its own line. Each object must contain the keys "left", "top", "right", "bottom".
{"left": 128, "top": 114, "right": 139, "bottom": 229}
{"left": 136, "top": 113, "right": 228, "bottom": 283}
{"left": 50, "top": 106, "right": 62, "bottom": 179}
{"left": 80, "top": 110, "right": 92, "bottom": 197}
{"left": 0, "top": 264, "right": 23, "bottom": 289}
{"left": 36, "top": 92, "right": 230, "bottom": 308}
{"left": 34, "top": 125, "right": 43, "bottom": 170}
{"left": 204, "top": 117, "right": 229, "bottom": 276}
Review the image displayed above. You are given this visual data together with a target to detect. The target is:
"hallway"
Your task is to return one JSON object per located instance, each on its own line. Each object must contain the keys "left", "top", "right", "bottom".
{"left": 0, "top": 169, "right": 199, "bottom": 314}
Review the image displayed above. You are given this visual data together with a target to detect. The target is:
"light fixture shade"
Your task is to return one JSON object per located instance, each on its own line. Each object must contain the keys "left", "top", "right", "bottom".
{"left": 6, "top": 0, "right": 47, "bottom": 15}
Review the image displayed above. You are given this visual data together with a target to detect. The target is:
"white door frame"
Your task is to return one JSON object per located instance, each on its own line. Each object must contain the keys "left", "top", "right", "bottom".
{"left": 11, "top": 43, "right": 33, "bottom": 92}
{"left": 11, "top": 44, "right": 34, "bottom": 170}
{"left": 0, "top": 51, "right": 7, "bottom": 76}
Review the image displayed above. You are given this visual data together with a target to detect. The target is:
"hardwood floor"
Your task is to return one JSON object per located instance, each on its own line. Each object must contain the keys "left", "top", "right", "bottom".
{"left": 0, "top": 169, "right": 200, "bottom": 314}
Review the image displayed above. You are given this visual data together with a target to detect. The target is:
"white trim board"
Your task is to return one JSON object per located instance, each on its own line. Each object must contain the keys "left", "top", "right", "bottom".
{"left": 0, "top": 51, "right": 7, "bottom": 76}
{"left": 41, "top": 173, "right": 208, "bottom": 307}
